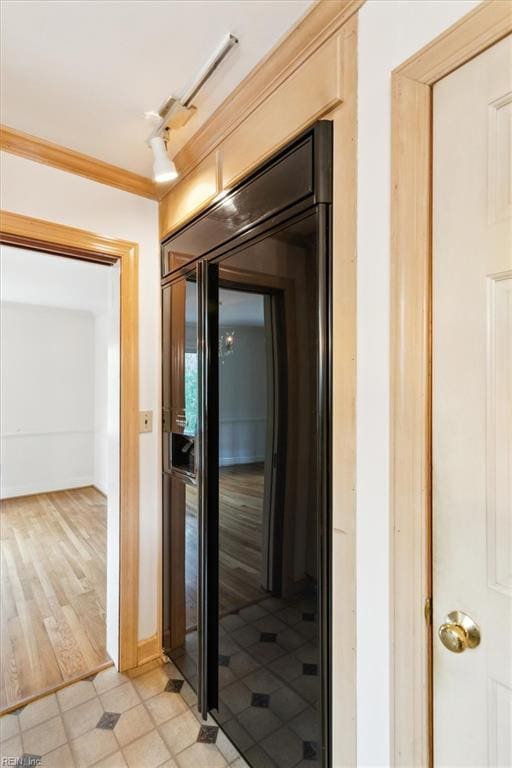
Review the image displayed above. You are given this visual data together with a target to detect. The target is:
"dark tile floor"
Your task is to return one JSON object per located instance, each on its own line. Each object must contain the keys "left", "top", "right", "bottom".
{"left": 170, "top": 594, "right": 320, "bottom": 768}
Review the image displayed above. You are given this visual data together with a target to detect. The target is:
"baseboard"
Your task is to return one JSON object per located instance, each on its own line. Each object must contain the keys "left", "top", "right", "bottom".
{"left": 0, "top": 477, "right": 95, "bottom": 500}
{"left": 137, "top": 633, "right": 161, "bottom": 666}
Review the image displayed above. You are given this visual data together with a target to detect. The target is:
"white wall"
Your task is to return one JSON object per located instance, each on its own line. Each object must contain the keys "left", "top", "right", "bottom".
{"left": 93, "top": 274, "right": 120, "bottom": 502}
{"left": 0, "top": 152, "right": 160, "bottom": 643}
{"left": 0, "top": 302, "right": 95, "bottom": 497}
{"left": 0, "top": 247, "right": 116, "bottom": 499}
{"left": 356, "top": 2, "right": 479, "bottom": 765}
{"left": 219, "top": 324, "right": 267, "bottom": 466}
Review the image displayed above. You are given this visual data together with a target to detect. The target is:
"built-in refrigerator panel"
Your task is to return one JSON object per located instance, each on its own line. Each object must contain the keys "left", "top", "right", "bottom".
{"left": 213, "top": 211, "right": 323, "bottom": 764}
{"left": 162, "top": 122, "right": 332, "bottom": 768}
{"left": 162, "top": 275, "right": 201, "bottom": 690}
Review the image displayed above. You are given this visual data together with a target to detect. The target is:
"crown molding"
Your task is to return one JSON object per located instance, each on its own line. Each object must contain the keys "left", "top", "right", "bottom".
{"left": 169, "top": 0, "right": 364, "bottom": 184}
{"left": 0, "top": 124, "right": 158, "bottom": 200}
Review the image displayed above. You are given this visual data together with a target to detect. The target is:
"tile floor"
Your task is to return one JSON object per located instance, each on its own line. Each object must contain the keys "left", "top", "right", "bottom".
{"left": 0, "top": 660, "right": 247, "bottom": 768}
{"left": 170, "top": 593, "right": 320, "bottom": 768}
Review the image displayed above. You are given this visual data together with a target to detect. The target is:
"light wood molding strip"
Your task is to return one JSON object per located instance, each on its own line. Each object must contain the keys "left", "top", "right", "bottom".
{"left": 390, "top": 73, "right": 432, "bottom": 768}
{"left": 0, "top": 662, "right": 114, "bottom": 716}
{"left": 0, "top": 209, "right": 140, "bottom": 673}
{"left": 0, "top": 125, "right": 157, "bottom": 200}
{"left": 0, "top": 210, "right": 133, "bottom": 262}
{"left": 170, "top": 0, "right": 364, "bottom": 180}
{"left": 390, "top": 2, "right": 512, "bottom": 765}
{"left": 395, "top": 0, "right": 512, "bottom": 84}
{"left": 119, "top": 239, "right": 140, "bottom": 672}
{"left": 137, "top": 634, "right": 161, "bottom": 667}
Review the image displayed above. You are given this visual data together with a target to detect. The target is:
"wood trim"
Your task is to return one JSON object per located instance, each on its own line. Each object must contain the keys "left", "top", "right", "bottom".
{"left": 0, "top": 209, "right": 140, "bottom": 673}
{"left": 137, "top": 634, "right": 161, "bottom": 666}
{"left": 390, "top": 2, "right": 512, "bottom": 766}
{"left": 390, "top": 74, "right": 432, "bottom": 768}
{"left": 0, "top": 661, "right": 114, "bottom": 716}
{"left": 0, "top": 210, "right": 132, "bottom": 263}
{"left": 168, "top": 0, "right": 364, "bottom": 181}
{"left": 0, "top": 125, "right": 157, "bottom": 200}
{"left": 118, "top": 241, "right": 140, "bottom": 672}
{"left": 395, "top": 0, "right": 512, "bottom": 84}
{"left": 330, "top": 15, "right": 358, "bottom": 766}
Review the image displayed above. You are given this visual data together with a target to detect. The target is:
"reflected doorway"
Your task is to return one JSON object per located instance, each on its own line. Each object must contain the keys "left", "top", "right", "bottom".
{"left": 179, "top": 286, "right": 283, "bottom": 637}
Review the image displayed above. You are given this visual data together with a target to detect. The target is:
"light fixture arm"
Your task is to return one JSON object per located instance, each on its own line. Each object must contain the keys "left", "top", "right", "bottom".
{"left": 181, "top": 32, "right": 238, "bottom": 107}
{"left": 146, "top": 32, "right": 238, "bottom": 145}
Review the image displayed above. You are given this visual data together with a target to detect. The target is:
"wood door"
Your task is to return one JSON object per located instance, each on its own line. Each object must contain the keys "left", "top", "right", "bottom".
{"left": 432, "top": 35, "right": 512, "bottom": 766}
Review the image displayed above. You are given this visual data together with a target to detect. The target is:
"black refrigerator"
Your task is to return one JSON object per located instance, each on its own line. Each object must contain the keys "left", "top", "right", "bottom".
{"left": 162, "top": 123, "right": 332, "bottom": 768}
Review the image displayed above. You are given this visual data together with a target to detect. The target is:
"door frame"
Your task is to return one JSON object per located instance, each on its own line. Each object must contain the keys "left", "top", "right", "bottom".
{"left": 390, "top": 2, "right": 512, "bottom": 765}
{"left": 214, "top": 274, "right": 288, "bottom": 598}
{"left": 0, "top": 209, "right": 140, "bottom": 673}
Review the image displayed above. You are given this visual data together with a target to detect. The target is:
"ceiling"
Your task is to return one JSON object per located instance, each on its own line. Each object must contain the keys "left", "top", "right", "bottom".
{"left": 0, "top": 245, "right": 116, "bottom": 315}
{"left": 1, "top": 0, "right": 313, "bottom": 178}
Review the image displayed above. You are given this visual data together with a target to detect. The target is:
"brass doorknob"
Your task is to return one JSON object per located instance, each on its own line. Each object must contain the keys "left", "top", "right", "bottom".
{"left": 438, "top": 611, "right": 481, "bottom": 653}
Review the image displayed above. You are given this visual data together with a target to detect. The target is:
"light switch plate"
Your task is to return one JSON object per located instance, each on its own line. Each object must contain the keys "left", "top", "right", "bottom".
{"left": 139, "top": 410, "right": 153, "bottom": 433}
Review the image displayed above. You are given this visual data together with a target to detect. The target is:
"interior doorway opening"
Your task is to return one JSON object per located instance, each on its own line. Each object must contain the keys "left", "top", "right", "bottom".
{"left": 0, "top": 244, "right": 120, "bottom": 712}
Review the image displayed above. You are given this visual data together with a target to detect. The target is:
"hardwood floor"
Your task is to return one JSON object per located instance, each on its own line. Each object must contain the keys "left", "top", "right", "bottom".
{"left": 0, "top": 486, "right": 109, "bottom": 711}
{"left": 185, "top": 463, "right": 266, "bottom": 628}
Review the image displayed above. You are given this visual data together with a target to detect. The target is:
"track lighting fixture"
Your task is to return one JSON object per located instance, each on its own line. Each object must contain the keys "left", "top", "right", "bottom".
{"left": 150, "top": 136, "right": 178, "bottom": 183}
{"left": 147, "top": 33, "right": 238, "bottom": 185}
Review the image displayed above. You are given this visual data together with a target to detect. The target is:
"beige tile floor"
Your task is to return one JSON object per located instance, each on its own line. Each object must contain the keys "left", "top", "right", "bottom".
{"left": 0, "top": 660, "right": 247, "bottom": 768}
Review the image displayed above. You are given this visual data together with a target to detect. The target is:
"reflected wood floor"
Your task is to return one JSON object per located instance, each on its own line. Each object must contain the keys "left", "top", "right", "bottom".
{"left": 0, "top": 486, "right": 109, "bottom": 710}
{"left": 186, "top": 463, "right": 266, "bottom": 628}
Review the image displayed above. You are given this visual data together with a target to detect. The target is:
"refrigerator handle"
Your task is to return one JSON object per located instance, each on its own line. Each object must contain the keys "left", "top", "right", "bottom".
{"left": 197, "top": 259, "right": 219, "bottom": 717}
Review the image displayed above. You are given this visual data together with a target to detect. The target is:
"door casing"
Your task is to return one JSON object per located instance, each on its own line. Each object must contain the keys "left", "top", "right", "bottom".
{"left": 211, "top": 280, "right": 287, "bottom": 596}
{"left": 390, "top": 3, "right": 512, "bottom": 766}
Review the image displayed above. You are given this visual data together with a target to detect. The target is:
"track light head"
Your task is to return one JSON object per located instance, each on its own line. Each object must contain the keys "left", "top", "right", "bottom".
{"left": 150, "top": 136, "right": 178, "bottom": 183}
